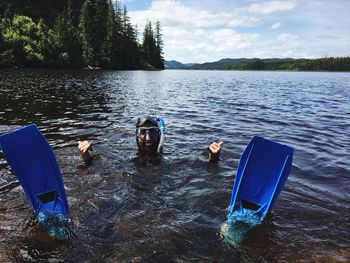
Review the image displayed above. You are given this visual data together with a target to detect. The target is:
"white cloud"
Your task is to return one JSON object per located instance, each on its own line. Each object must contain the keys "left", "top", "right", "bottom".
{"left": 130, "top": 0, "right": 256, "bottom": 29}
{"left": 118, "top": 0, "right": 135, "bottom": 3}
{"left": 259, "top": 33, "right": 305, "bottom": 58}
{"left": 162, "top": 26, "right": 259, "bottom": 63}
{"left": 271, "top": 22, "right": 282, "bottom": 30}
{"left": 228, "top": 16, "right": 261, "bottom": 27}
{"left": 129, "top": 0, "right": 264, "bottom": 62}
{"left": 277, "top": 33, "right": 300, "bottom": 42}
{"left": 248, "top": 1, "right": 296, "bottom": 15}
{"left": 126, "top": 0, "right": 350, "bottom": 62}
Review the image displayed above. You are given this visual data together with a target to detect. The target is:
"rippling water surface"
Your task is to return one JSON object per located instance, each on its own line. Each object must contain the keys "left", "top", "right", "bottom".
{"left": 0, "top": 69, "right": 349, "bottom": 262}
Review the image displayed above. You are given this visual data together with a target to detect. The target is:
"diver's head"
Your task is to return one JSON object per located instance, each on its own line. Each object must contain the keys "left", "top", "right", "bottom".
{"left": 136, "top": 116, "right": 161, "bottom": 155}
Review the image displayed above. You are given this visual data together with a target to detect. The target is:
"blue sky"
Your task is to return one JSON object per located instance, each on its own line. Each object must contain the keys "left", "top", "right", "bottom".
{"left": 119, "top": 0, "right": 350, "bottom": 63}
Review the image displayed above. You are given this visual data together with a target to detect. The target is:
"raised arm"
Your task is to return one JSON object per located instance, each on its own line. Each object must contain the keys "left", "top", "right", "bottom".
{"left": 208, "top": 141, "right": 223, "bottom": 163}
{"left": 77, "top": 140, "right": 93, "bottom": 161}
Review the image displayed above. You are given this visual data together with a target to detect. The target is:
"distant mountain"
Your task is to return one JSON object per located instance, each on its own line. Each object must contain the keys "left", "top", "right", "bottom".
{"left": 165, "top": 57, "right": 350, "bottom": 71}
{"left": 188, "top": 58, "right": 296, "bottom": 70}
{"left": 189, "top": 58, "right": 246, "bottom": 70}
{"left": 164, "top": 60, "right": 187, "bottom": 69}
{"left": 165, "top": 58, "right": 295, "bottom": 70}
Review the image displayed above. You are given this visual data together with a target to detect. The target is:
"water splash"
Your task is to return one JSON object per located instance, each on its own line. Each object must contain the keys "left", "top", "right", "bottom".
{"left": 220, "top": 208, "right": 263, "bottom": 246}
{"left": 37, "top": 210, "right": 70, "bottom": 241}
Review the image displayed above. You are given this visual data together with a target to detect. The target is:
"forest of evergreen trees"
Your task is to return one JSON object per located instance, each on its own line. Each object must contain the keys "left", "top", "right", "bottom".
{"left": 0, "top": 0, "right": 164, "bottom": 69}
{"left": 225, "top": 57, "right": 350, "bottom": 72}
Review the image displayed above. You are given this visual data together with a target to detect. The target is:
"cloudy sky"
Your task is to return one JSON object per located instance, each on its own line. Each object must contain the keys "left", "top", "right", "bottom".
{"left": 119, "top": 0, "right": 350, "bottom": 63}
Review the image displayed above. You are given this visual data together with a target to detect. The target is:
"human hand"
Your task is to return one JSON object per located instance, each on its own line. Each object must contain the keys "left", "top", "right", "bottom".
{"left": 208, "top": 141, "right": 223, "bottom": 163}
{"left": 77, "top": 140, "right": 92, "bottom": 161}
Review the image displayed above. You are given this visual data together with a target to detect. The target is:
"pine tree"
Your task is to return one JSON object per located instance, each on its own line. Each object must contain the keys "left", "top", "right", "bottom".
{"left": 0, "top": 0, "right": 165, "bottom": 70}
{"left": 111, "top": 0, "right": 123, "bottom": 68}
{"left": 142, "top": 21, "right": 154, "bottom": 67}
{"left": 36, "top": 18, "right": 58, "bottom": 67}
{"left": 54, "top": 1, "right": 82, "bottom": 67}
{"left": 79, "top": 0, "right": 109, "bottom": 67}
{"left": 120, "top": 6, "right": 140, "bottom": 69}
{"left": 79, "top": 0, "right": 95, "bottom": 66}
{"left": 141, "top": 20, "right": 164, "bottom": 69}
{"left": 0, "top": 15, "right": 4, "bottom": 51}
{"left": 96, "top": 0, "right": 111, "bottom": 67}
{"left": 154, "top": 20, "right": 164, "bottom": 69}
{"left": 101, "top": 0, "right": 114, "bottom": 67}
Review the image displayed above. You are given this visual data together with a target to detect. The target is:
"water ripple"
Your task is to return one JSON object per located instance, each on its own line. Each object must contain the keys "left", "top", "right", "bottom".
{"left": 0, "top": 69, "right": 349, "bottom": 262}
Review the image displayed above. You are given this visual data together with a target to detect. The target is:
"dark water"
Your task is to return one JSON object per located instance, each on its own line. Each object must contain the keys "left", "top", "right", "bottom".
{"left": 0, "top": 69, "right": 349, "bottom": 262}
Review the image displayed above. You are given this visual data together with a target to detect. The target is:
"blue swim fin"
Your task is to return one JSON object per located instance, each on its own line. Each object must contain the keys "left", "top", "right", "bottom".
{"left": 0, "top": 124, "right": 69, "bottom": 218}
{"left": 228, "top": 136, "right": 293, "bottom": 222}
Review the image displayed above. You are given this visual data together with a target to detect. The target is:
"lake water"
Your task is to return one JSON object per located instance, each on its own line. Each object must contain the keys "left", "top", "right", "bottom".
{"left": 0, "top": 69, "right": 349, "bottom": 262}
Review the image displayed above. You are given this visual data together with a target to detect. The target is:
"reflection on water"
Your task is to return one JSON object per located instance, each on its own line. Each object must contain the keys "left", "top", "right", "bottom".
{"left": 0, "top": 69, "right": 350, "bottom": 262}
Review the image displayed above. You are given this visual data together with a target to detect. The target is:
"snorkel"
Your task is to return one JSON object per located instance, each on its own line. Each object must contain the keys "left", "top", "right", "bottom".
{"left": 135, "top": 116, "right": 165, "bottom": 155}
{"left": 156, "top": 116, "right": 165, "bottom": 153}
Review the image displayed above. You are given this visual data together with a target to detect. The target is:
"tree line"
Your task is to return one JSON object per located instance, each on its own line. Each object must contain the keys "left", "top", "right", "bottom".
{"left": 225, "top": 57, "right": 350, "bottom": 72}
{"left": 0, "top": 0, "right": 164, "bottom": 69}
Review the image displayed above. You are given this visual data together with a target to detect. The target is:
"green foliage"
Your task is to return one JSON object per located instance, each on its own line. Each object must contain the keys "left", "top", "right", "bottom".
{"left": 110, "top": 0, "right": 123, "bottom": 68}
{"left": 226, "top": 57, "right": 350, "bottom": 71}
{"left": 79, "top": 0, "right": 111, "bottom": 67}
{"left": 54, "top": 1, "right": 82, "bottom": 67}
{"left": 120, "top": 6, "right": 141, "bottom": 69}
{"left": 2, "top": 15, "right": 45, "bottom": 66}
{"left": 0, "top": 15, "right": 4, "bottom": 51}
{"left": 154, "top": 21, "right": 164, "bottom": 69}
{"left": 141, "top": 20, "right": 164, "bottom": 69}
{"left": 0, "top": 0, "right": 164, "bottom": 69}
{"left": 0, "top": 0, "right": 78, "bottom": 27}
{"left": 142, "top": 21, "right": 155, "bottom": 65}
{"left": 101, "top": 0, "right": 114, "bottom": 66}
